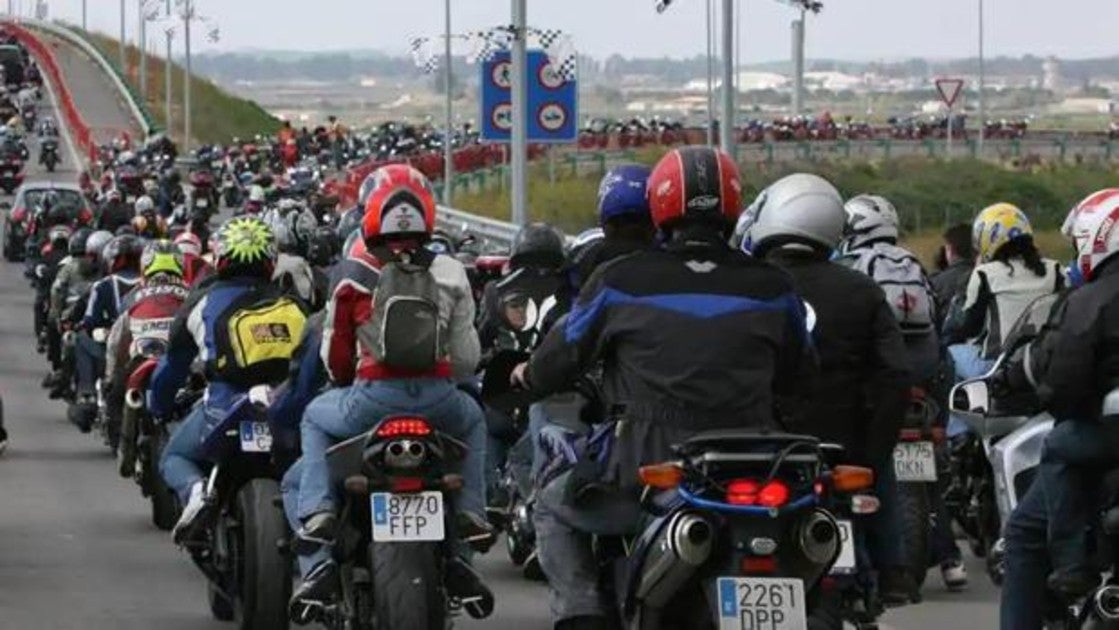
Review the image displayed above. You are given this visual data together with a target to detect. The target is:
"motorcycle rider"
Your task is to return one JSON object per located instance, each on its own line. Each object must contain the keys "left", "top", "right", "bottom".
{"left": 518, "top": 146, "right": 813, "bottom": 630}
{"left": 151, "top": 216, "right": 308, "bottom": 543}
{"left": 110, "top": 240, "right": 189, "bottom": 478}
{"left": 131, "top": 195, "right": 168, "bottom": 239}
{"left": 41, "top": 228, "right": 91, "bottom": 390}
{"left": 172, "top": 231, "right": 212, "bottom": 286}
{"left": 567, "top": 164, "right": 657, "bottom": 292}
{"left": 48, "top": 230, "right": 111, "bottom": 398}
{"left": 930, "top": 223, "right": 976, "bottom": 332}
{"left": 742, "top": 174, "right": 921, "bottom": 602}
{"left": 1001, "top": 189, "right": 1119, "bottom": 629}
{"left": 283, "top": 164, "right": 492, "bottom": 619}
{"left": 95, "top": 189, "right": 133, "bottom": 234}
{"left": 241, "top": 184, "right": 266, "bottom": 216}
{"left": 33, "top": 225, "right": 72, "bottom": 356}
{"left": 946, "top": 203, "right": 1063, "bottom": 382}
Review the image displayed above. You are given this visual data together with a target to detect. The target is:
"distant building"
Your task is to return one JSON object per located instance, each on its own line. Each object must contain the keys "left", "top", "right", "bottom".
{"left": 1042, "top": 57, "right": 1062, "bottom": 92}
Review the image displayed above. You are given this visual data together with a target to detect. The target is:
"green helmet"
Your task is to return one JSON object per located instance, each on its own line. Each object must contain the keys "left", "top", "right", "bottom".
{"left": 213, "top": 216, "right": 277, "bottom": 277}
{"left": 141, "top": 239, "right": 184, "bottom": 282}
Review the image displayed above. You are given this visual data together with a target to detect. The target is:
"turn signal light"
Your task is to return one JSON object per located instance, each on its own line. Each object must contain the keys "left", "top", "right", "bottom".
{"left": 375, "top": 417, "right": 432, "bottom": 438}
{"left": 637, "top": 463, "right": 683, "bottom": 489}
{"left": 831, "top": 465, "right": 875, "bottom": 492}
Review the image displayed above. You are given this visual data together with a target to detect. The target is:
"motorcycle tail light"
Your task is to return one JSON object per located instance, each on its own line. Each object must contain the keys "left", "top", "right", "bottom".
{"left": 741, "top": 555, "right": 777, "bottom": 574}
{"left": 389, "top": 477, "right": 424, "bottom": 493}
{"left": 375, "top": 417, "right": 432, "bottom": 438}
{"left": 830, "top": 465, "right": 875, "bottom": 492}
{"left": 10, "top": 206, "right": 25, "bottom": 222}
{"left": 898, "top": 428, "right": 923, "bottom": 442}
{"left": 725, "top": 479, "right": 761, "bottom": 505}
{"left": 850, "top": 494, "right": 881, "bottom": 514}
{"left": 757, "top": 481, "right": 790, "bottom": 508}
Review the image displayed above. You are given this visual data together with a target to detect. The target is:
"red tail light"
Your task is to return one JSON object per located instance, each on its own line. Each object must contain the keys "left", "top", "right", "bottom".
{"left": 376, "top": 417, "right": 432, "bottom": 438}
{"left": 741, "top": 555, "right": 777, "bottom": 574}
{"left": 389, "top": 477, "right": 424, "bottom": 492}
{"left": 10, "top": 206, "right": 26, "bottom": 223}
{"left": 726, "top": 479, "right": 761, "bottom": 505}
{"left": 726, "top": 478, "right": 790, "bottom": 508}
{"left": 898, "top": 428, "right": 923, "bottom": 442}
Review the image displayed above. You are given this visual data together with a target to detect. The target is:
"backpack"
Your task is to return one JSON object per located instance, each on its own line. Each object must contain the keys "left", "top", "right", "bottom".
{"left": 844, "top": 243, "right": 936, "bottom": 336}
{"left": 213, "top": 287, "right": 308, "bottom": 387}
{"left": 359, "top": 254, "right": 444, "bottom": 372}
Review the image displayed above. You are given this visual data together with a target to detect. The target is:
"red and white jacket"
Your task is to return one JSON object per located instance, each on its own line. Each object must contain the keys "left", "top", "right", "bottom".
{"left": 321, "top": 240, "right": 481, "bottom": 385}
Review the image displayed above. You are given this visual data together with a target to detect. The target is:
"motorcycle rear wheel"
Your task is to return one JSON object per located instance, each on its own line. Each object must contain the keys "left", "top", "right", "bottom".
{"left": 234, "top": 478, "right": 291, "bottom": 630}
{"left": 897, "top": 483, "right": 931, "bottom": 589}
{"left": 370, "top": 542, "right": 445, "bottom": 630}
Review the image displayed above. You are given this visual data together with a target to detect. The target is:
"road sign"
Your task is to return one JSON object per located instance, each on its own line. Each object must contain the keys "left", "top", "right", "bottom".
{"left": 935, "top": 78, "right": 965, "bottom": 108}
{"left": 481, "top": 49, "right": 578, "bottom": 143}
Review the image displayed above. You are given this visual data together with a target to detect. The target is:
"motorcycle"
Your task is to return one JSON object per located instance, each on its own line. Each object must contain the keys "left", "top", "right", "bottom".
{"left": 122, "top": 340, "right": 182, "bottom": 530}
{"left": 221, "top": 172, "right": 242, "bottom": 208}
{"left": 0, "top": 154, "right": 24, "bottom": 194}
{"left": 183, "top": 386, "right": 293, "bottom": 630}
{"left": 39, "top": 137, "right": 58, "bottom": 173}
{"left": 316, "top": 413, "right": 494, "bottom": 629}
{"left": 549, "top": 428, "right": 875, "bottom": 629}
{"left": 3, "top": 200, "right": 25, "bottom": 261}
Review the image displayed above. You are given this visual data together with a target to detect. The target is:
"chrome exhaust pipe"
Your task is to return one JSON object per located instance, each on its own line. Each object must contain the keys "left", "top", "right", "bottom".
{"left": 635, "top": 511, "right": 714, "bottom": 608}
{"left": 798, "top": 509, "right": 839, "bottom": 565}
{"left": 383, "top": 439, "right": 427, "bottom": 469}
{"left": 125, "top": 388, "right": 144, "bottom": 410}
{"left": 1092, "top": 585, "right": 1119, "bottom": 622}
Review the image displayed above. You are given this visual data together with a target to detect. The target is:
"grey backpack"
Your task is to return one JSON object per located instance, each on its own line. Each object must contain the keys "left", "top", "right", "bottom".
{"left": 359, "top": 255, "right": 443, "bottom": 372}
{"left": 844, "top": 243, "right": 936, "bottom": 336}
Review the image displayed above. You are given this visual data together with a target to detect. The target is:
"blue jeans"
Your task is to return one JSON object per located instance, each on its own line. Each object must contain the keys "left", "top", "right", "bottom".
{"left": 282, "top": 378, "right": 486, "bottom": 576}
{"left": 1001, "top": 471, "right": 1054, "bottom": 630}
{"left": 867, "top": 454, "right": 904, "bottom": 570}
{"left": 159, "top": 404, "right": 215, "bottom": 503}
{"left": 74, "top": 332, "right": 105, "bottom": 397}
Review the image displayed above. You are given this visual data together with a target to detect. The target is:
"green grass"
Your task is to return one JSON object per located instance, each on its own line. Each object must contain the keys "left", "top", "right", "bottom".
{"left": 82, "top": 31, "right": 281, "bottom": 144}
{"left": 457, "top": 153, "right": 1119, "bottom": 239}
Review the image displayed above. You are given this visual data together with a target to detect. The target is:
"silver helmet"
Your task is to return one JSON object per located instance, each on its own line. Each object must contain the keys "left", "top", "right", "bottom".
{"left": 842, "top": 194, "right": 899, "bottom": 251}
{"left": 745, "top": 173, "right": 846, "bottom": 255}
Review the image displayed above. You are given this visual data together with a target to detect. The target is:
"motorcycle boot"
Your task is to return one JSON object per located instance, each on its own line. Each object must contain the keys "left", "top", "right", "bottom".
{"left": 1047, "top": 567, "right": 1101, "bottom": 600}
{"left": 288, "top": 559, "right": 338, "bottom": 625}
{"left": 172, "top": 480, "right": 214, "bottom": 546}
{"left": 444, "top": 556, "right": 495, "bottom": 619}
{"left": 456, "top": 511, "right": 497, "bottom": 553}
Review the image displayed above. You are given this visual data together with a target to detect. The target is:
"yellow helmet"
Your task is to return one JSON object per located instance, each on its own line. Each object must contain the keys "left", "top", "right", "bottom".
{"left": 972, "top": 203, "right": 1033, "bottom": 262}
{"left": 214, "top": 217, "right": 277, "bottom": 276}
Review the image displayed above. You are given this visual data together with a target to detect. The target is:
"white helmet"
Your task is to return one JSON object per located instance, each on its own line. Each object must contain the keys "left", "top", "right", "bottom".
{"left": 743, "top": 173, "right": 846, "bottom": 255}
{"left": 135, "top": 195, "right": 155, "bottom": 215}
{"left": 248, "top": 185, "right": 266, "bottom": 204}
{"left": 1068, "top": 188, "right": 1119, "bottom": 281}
{"left": 843, "top": 194, "right": 900, "bottom": 250}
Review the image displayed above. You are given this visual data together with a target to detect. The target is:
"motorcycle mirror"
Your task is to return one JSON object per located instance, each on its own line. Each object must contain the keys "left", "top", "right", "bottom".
{"left": 950, "top": 379, "right": 990, "bottom": 415}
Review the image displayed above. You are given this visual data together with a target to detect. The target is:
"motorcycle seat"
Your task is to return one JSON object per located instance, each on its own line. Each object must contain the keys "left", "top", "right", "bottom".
{"left": 676, "top": 430, "right": 819, "bottom": 457}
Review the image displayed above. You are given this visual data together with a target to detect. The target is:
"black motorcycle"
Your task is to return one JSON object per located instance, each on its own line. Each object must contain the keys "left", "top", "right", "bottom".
{"left": 182, "top": 389, "right": 292, "bottom": 630}
{"left": 39, "top": 138, "right": 58, "bottom": 173}
{"left": 122, "top": 347, "right": 182, "bottom": 530}
{"left": 315, "top": 414, "right": 494, "bottom": 629}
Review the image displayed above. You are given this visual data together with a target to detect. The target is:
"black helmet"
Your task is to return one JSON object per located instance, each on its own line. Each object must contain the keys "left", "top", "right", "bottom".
{"left": 335, "top": 205, "right": 363, "bottom": 242}
{"left": 306, "top": 226, "right": 339, "bottom": 267}
{"left": 68, "top": 227, "right": 93, "bottom": 257}
{"left": 510, "top": 222, "right": 565, "bottom": 269}
{"left": 102, "top": 234, "right": 143, "bottom": 272}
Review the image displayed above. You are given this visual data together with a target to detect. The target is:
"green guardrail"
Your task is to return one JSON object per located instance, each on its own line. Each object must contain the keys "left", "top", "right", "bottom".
{"left": 56, "top": 22, "right": 160, "bottom": 136}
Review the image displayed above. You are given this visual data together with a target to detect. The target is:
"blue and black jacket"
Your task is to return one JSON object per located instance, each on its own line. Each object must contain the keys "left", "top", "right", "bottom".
{"left": 81, "top": 271, "right": 140, "bottom": 331}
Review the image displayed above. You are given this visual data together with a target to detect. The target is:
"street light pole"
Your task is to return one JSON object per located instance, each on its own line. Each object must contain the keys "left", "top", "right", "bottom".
{"left": 791, "top": 9, "right": 805, "bottom": 114}
{"left": 510, "top": 0, "right": 527, "bottom": 225}
{"left": 442, "top": 0, "right": 454, "bottom": 205}
{"left": 82, "top": 0, "right": 87, "bottom": 29}
{"left": 977, "top": 0, "right": 986, "bottom": 157}
{"left": 119, "top": 0, "right": 126, "bottom": 71}
{"left": 165, "top": 0, "right": 173, "bottom": 136}
{"left": 138, "top": 0, "right": 147, "bottom": 99}
{"left": 705, "top": 0, "right": 714, "bottom": 146}
{"left": 719, "top": 0, "right": 734, "bottom": 154}
{"left": 182, "top": 0, "right": 192, "bottom": 151}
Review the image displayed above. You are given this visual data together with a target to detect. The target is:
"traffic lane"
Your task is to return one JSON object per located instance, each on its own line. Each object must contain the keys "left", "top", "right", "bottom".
{"left": 461, "top": 547, "right": 1001, "bottom": 629}
{"left": 37, "top": 31, "right": 142, "bottom": 145}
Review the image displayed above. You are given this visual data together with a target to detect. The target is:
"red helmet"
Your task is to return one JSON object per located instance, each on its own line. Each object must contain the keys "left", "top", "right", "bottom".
{"left": 361, "top": 164, "right": 436, "bottom": 244}
{"left": 647, "top": 146, "right": 742, "bottom": 230}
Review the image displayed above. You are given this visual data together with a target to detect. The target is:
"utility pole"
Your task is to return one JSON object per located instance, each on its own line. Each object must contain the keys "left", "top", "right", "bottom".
{"left": 119, "top": 0, "right": 126, "bottom": 71}
{"left": 977, "top": 0, "right": 986, "bottom": 157}
{"left": 510, "top": 0, "right": 527, "bottom": 225}
{"left": 82, "top": 0, "right": 87, "bottom": 29}
{"left": 719, "top": 0, "right": 734, "bottom": 154}
{"left": 791, "top": 10, "right": 805, "bottom": 114}
{"left": 165, "top": 0, "right": 172, "bottom": 134}
{"left": 138, "top": 0, "right": 147, "bottom": 98}
{"left": 704, "top": 0, "right": 714, "bottom": 146}
{"left": 442, "top": 0, "right": 453, "bottom": 205}
{"left": 182, "top": 0, "right": 191, "bottom": 151}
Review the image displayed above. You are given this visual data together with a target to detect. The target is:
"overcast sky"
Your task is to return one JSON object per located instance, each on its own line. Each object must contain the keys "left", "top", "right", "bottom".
{"left": 41, "top": 0, "right": 1119, "bottom": 61}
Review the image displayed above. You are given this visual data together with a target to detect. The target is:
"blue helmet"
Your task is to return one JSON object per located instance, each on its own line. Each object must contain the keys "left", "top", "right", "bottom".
{"left": 597, "top": 164, "right": 651, "bottom": 225}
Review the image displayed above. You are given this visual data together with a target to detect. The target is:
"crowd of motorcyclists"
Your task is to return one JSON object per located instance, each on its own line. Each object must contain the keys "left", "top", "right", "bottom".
{"left": 5, "top": 82, "right": 1119, "bottom": 627}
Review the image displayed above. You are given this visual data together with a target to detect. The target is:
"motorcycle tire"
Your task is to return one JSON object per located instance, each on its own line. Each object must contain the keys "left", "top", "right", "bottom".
{"left": 234, "top": 478, "right": 291, "bottom": 630}
{"left": 506, "top": 529, "right": 532, "bottom": 567}
{"left": 148, "top": 426, "right": 181, "bottom": 531}
{"left": 897, "top": 483, "right": 931, "bottom": 589}
{"left": 370, "top": 542, "right": 445, "bottom": 630}
{"left": 46, "top": 161, "right": 55, "bottom": 173}
{"left": 207, "top": 580, "right": 235, "bottom": 621}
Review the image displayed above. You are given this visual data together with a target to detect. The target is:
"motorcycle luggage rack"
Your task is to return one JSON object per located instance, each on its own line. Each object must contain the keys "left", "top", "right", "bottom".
{"left": 691, "top": 452, "right": 819, "bottom": 465}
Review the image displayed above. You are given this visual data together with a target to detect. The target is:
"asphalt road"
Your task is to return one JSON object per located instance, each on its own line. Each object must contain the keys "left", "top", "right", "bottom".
{"left": 0, "top": 34, "right": 1002, "bottom": 630}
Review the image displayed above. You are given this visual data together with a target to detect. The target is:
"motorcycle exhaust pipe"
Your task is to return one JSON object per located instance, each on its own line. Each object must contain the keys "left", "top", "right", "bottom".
{"left": 1084, "top": 585, "right": 1119, "bottom": 628}
{"left": 635, "top": 511, "right": 714, "bottom": 609}
{"left": 798, "top": 509, "right": 840, "bottom": 566}
{"left": 125, "top": 388, "right": 144, "bottom": 410}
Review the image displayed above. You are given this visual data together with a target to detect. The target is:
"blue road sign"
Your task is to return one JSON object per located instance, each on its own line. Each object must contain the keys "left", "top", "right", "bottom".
{"left": 481, "top": 49, "right": 577, "bottom": 143}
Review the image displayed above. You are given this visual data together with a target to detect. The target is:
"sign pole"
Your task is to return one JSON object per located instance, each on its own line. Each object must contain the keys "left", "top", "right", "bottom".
{"left": 442, "top": 0, "right": 454, "bottom": 205}
{"left": 946, "top": 104, "right": 953, "bottom": 158}
{"left": 719, "top": 0, "right": 734, "bottom": 155}
{"left": 510, "top": 0, "right": 528, "bottom": 226}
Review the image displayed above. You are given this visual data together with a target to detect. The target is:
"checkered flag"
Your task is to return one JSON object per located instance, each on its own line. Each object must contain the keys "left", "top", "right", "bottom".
{"left": 530, "top": 28, "right": 577, "bottom": 82}
{"left": 408, "top": 36, "right": 440, "bottom": 74}
{"left": 466, "top": 27, "right": 514, "bottom": 65}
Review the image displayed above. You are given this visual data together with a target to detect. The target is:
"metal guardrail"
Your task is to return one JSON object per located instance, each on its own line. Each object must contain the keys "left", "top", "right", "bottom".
{"left": 436, "top": 204, "right": 519, "bottom": 251}
{"left": 15, "top": 17, "right": 154, "bottom": 139}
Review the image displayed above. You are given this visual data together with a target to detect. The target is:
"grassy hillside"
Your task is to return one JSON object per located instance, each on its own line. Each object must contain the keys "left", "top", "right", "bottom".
{"left": 82, "top": 30, "right": 281, "bottom": 145}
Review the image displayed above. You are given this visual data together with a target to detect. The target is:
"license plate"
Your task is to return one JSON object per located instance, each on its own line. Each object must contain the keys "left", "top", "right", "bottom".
{"left": 196, "top": 198, "right": 209, "bottom": 208}
{"left": 893, "top": 441, "right": 937, "bottom": 482}
{"left": 717, "top": 577, "right": 806, "bottom": 630}
{"left": 829, "top": 520, "right": 856, "bottom": 575}
{"left": 371, "top": 491, "right": 445, "bottom": 542}
{"left": 239, "top": 420, "right": 272, "bottom": 453}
